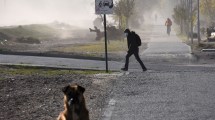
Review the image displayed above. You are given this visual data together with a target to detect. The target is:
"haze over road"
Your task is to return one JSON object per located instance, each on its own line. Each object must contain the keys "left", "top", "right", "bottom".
{"left": 142, "top": 24, "right": 193, "bottom": 63}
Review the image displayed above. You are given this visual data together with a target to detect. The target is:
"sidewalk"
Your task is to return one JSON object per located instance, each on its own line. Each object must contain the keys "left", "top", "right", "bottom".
{"left": 142, "top": 25, "right": 193, "bottom": 60}
{"left": 0, "top": 54, "right": 123, "bottom": 71}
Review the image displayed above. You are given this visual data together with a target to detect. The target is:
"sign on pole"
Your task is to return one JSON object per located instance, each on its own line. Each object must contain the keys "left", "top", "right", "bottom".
{"left": 95, "top": 0, "right": 113, "bottom": 14}
{"left": 95, "top": 0, "right": 113, "bottom": 72}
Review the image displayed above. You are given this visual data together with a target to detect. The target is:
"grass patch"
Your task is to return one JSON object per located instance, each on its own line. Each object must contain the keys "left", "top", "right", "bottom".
{"left": 55, "top": 40, "right": 127, "bottom": 54}
{"left": 177, "top": 33, "right": 188, "bottom": 43}
{"left": 0, "top": 78, "right": 6, "bottom": 81}
{"left": 191, "top": 42, "right": 215, "bottom": 51}
{"left": 0, "top": 65, "right": 109, "bottom": 76}
{"left": 173, "top": 26, "right": 189, "bottom": 43}
{"left": 0, "top": 24, "right": 60, "bottom": 39}
{"left": 176, "top": 32, "right": 215, "bottom": 52}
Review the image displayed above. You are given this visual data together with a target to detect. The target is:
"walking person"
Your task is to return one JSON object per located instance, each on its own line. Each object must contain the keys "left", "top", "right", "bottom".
{"left": 121, "top": 29, "right": 147, "bottom": 71}
{"left": 165, "top": 18, "right": 172, "bottom": 35}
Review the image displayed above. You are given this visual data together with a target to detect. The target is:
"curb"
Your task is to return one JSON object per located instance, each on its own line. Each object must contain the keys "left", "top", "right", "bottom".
{"left": 0, "top": 51, "right": 105, "bottom": 61}
{"left": 0, "top": 63, "right": 120, "bottom": 72}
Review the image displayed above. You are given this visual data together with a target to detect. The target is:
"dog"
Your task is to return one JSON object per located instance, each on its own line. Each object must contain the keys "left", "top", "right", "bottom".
{"left": 57, "top": 83, "right": 89, "bottom": 120}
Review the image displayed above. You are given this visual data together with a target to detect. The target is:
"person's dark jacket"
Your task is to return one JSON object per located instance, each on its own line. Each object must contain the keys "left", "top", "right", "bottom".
{"left": 127, "top": 31, "right": 138, "bottom": 52}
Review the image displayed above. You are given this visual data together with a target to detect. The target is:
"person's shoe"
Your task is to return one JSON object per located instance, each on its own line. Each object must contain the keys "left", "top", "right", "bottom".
{"left": 121, "top": 68, "right": 128, "bottom": 71}
{"left": 143, "top": 68, "right": 147, "bottom": 71}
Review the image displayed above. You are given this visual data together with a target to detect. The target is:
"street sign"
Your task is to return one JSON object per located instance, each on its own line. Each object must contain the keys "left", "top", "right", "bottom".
{"left": 95, "top": 0, "right": 113, "bottom": 72}
{"left": 95, "top": 0, "right": 113, "bottom": 14}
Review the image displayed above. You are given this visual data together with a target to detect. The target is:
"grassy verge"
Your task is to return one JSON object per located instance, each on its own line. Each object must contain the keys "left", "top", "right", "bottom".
{"left": 174, "top": 26, "right": 189, "bottom": 43}
{"left": 0, "top": 65, "right": 109, "bottom": 77}
{"left": 192, "top": 42, "right": 215, "bottom": 51}
{"left": 54, "top": 40, "right": 127, "bottom": 54}
{"left": 174, "top": 27, "right": 215, "bottom": 51}
{"left": 176, "top": 33, "right": 188, "bottom": 43}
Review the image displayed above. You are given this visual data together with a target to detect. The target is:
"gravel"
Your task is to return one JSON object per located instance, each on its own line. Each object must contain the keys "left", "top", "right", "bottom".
{"left": 0, "top": 66, "right": 118, "bottom": 120}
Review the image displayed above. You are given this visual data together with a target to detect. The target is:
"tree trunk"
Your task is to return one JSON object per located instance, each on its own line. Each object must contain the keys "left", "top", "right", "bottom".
{"left": 126, "top": 17, "right": 129, "bottom": 28}
{"left": 205, "top": 0, "right": 213, "bottom": 23}
{"left": 119, "top": 16, "right": 121, "bottom": 29}
{"left": 180, "top": 19, "right": 183, "bottom": 34}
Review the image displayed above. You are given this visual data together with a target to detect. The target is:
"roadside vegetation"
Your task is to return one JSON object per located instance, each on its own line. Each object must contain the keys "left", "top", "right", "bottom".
{"left": 0, "top": 23, "right": 127, "bottom": 60}
{"left": 0, "top": 65, "right": 107, "bottom": 78}
{"left": 0, "top": 24, "right": 61, "bottom": 42}
{"left": 175, "top": 26, "right": 215, "bottom": 53}
{"left": 172, "top": 0, "right": 215, "bottom": 51}
{"left": 53, "top": 40, "right": 127, "bottom": 56}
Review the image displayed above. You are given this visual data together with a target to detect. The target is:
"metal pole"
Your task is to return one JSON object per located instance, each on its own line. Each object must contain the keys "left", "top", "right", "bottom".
{"left": 186, "top": 0, "right": 189, "bottom": 40}
{"left": 104, "top": 14, "right": 108, "bottom": 72}
{"left": 197, "top": 0, "right": 201, "bottom": 45}
{"left": 190, "top": 0, "right": 193, "bottom": 44}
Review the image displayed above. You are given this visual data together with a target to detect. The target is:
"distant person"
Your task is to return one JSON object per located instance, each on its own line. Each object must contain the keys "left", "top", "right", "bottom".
{"left": 89, "top": 26, "right": 102, "bottom": 40}
{"left": 121, "top": 29, "right": 147, "bottom": 71}
{"left": 165, "top": 18, "right": 172, "bottom": 35}
{"left": 155, "top": 14, "right": 157, "bottom": 22}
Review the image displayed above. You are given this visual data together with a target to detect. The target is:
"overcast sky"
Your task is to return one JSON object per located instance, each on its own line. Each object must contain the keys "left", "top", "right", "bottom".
{"left": 0, "top": 0, "right": 97, "bottom": 27}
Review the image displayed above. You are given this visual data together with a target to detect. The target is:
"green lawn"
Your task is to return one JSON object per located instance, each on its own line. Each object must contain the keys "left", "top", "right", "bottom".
{"left": 0, "top": 24, "right": 60, "bottom": 39}
{"left": 0, "top": 65, "right": 108, "bottom": 77}
{"left": 55, "top": 40, "right": 127, "bottom": 53}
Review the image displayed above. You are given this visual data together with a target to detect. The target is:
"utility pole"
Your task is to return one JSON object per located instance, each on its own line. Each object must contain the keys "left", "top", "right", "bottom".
{"left": 186, "top": 0, "right": 190, "bottom": 40}
{"left": 197, "top": 0, "right": 201, "bottom": 45}
{"left": 190, "top": 0, "right": 193, "bottom": 44}
{"left": 95, "top": 0, "right": 113, "bottom": 73}
{"left": 104, "top": 14, "right": 108, "bottom": 73}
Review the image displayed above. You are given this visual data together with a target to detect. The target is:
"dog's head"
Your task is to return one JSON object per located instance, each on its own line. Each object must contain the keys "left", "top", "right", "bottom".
{"left": 62, "top": 83, "right": 85, "bottom": 105}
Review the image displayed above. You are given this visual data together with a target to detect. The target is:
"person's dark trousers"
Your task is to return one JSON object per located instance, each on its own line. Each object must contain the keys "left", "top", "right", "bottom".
{"left": 124, "top": 48, "right": 147, "bottom": 70}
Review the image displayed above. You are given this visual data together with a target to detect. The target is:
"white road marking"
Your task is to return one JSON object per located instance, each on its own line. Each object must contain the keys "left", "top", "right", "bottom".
{"left": 102, "top": 99, "right": 116, "bottom": 120}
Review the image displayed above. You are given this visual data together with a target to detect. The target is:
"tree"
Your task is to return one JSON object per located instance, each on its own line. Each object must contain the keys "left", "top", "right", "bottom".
{"left": 114, "top": 0, "right": 180, "bottom": 29}
{"left": 113, "top": 0, "right": 135, "bottom": 29}
{"left": 200, "top": 0, "right": 215, "bottom": 25}
{"left": 114, "top": 0, "right": 125, "bottom": 29}
{"left": 172, "top": 0, "right": 197, "bottom": 34}
{"left": 124, "top": 0, "right": 135, "bottom": 28}
{"left": 172, "top": 4, "right": 187, "bottom": 34}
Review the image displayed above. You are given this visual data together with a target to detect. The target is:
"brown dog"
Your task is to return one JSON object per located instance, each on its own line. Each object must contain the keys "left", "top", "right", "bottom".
{"left": 57, "top": 83, "right": 89, "bottom": 120}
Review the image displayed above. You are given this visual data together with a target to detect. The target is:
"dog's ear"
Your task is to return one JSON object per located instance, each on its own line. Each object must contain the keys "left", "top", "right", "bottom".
{"left": 78, "top": 85, "right": 85, "bottom": 93}
{"left": 62, "top": 85, "right": 70, "bottom": 93}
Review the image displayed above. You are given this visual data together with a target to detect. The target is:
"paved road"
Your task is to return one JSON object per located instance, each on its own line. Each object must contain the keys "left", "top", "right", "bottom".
{"left": 143, "top": 25, "right": 192, "bottom": 61}
{"left": 101, "top": 25, "right": 215, "bottom": 120}
{"left": 0, "top": 54, "right": 123, "bottom": 71}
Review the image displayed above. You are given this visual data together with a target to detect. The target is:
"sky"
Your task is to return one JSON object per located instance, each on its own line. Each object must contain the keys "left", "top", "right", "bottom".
{"left": 0, "top": 0, "right": 97, "bottom": 27}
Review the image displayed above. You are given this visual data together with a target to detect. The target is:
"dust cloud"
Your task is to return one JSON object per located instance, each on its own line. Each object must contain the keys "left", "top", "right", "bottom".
{"left": 0, "top": 0, "right": 178, "bottom": 28}
{"left": 0, "top": 0, "right": 97, "bottom": 28}
{"left": 128, "top": 0, "right": 178, "bottom": 28}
